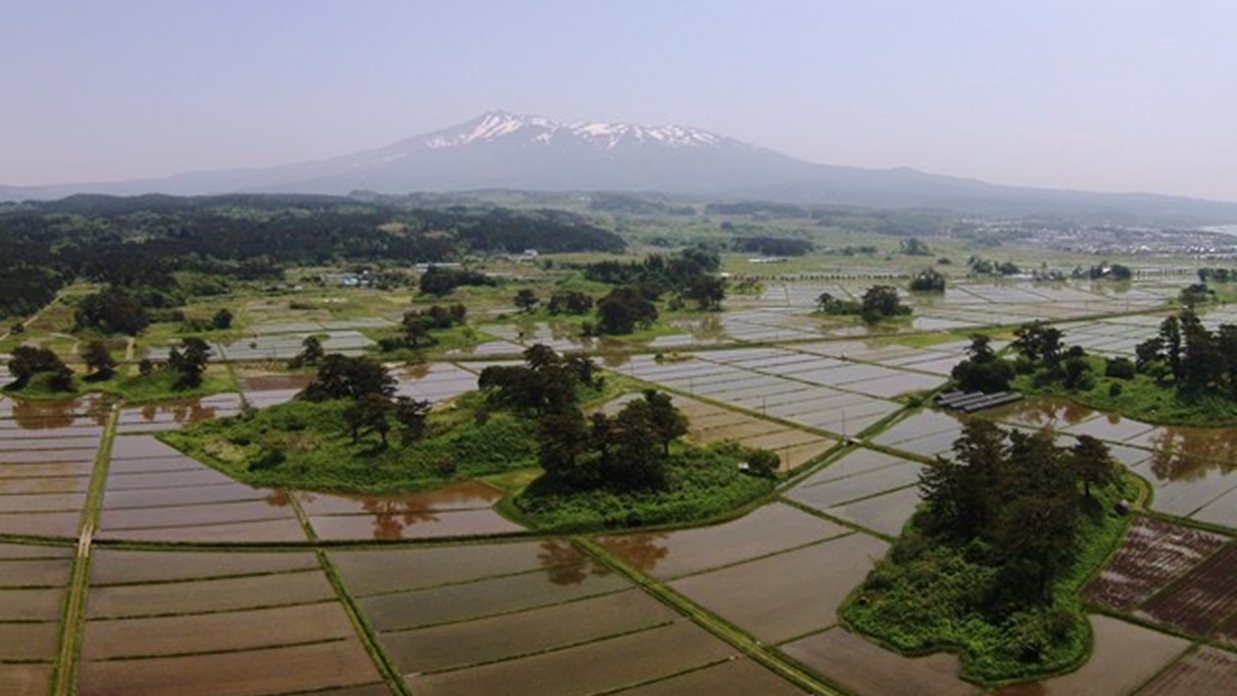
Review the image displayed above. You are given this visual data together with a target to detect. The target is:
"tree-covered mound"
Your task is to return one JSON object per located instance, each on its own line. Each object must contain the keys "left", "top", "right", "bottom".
{"left": 480, "top": 345, "right": 777, "bottom": 532}
{"left": 841, "top": 420, "right": 1136, "bottom": 684}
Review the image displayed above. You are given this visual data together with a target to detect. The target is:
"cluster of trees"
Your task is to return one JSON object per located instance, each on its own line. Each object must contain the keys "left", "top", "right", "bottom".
{"left": 951, "top": 334, "right": 1016, "bottom": 393}
{"left": 581, "top": 249, "right": 724, "bottom": 309}
{"left": 74, "top": 286, "right": 151, "bottom": 335}
{"left": 300, "top": 354, "right": 431, "bottom": 448}
{"left": 81, "top": 340, "right": 117, "bottom": 380}
{"left": 920, "top": 421, "right": 1117, "bottom": 604}
{"left": 900, "top": 237, "right": 932, "bottom": 256}
{"left": 968, "top": 256, "right": 1021, "bottom": 276}
{"left": 730, "top": 237, "right": 813, "bottom": 257}
{"left": 593, "top": 285, "right": 659, "bottom": 335}
{"left": 1178, "top": 283, "right": 1215, "bottom": 308}
{"left": 1198, "top": 267, "right": 1237, "bottom": 283}
{"left": 180, "top": 308, "right": 234, "bottom": 333}
{"left": 287, "top": 335, "right": 326, "bottom": 369}
{"left": 953, "top": 323, "right": 1098, "bottom": 394}
{"left": 1011, "top": 322, "right": 1095, "bottom": 390}
{"left": 6, "top": 337, "right": 208, "bottom": 392}
{"left": 7, "top": 346, "right": 74, "bottom": 391}
{"left": 1077, "top": 263, "right": 1132, "bottom": 281}
{"left": 418, "top": 267, "right": 497, "bottom": 296}
{"left": 547, "top": 290, "right": 595, "bottom": 316}
{"left": 479, "top": 345, "right": 691, "bottom": 492}
{"left": 1135, "top": 309, "right": 1237, "bottom": 395}
{"left": 511, "top": 288, "right": 599, "bottom": 317}
{"left": 908, "top": 268, "right": 946, "bottom": 292}
{"left": 815, "top": 286, "right": 910, "bottom": 324}
{"left": 167, "top": 338, "right": 212, "bottom": 389}
{"left": 379, "top": 304, "right": 467, "bottom": 351}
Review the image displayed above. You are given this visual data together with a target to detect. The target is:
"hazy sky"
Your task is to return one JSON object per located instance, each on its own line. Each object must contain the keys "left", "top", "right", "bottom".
{"left": 4, "top": 0, "right": 1237, "bottom": 200}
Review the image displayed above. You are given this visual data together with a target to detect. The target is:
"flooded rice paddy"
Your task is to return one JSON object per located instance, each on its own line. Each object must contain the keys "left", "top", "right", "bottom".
{"left": 1, "top": 279, "right": 1235, "bottom": 693}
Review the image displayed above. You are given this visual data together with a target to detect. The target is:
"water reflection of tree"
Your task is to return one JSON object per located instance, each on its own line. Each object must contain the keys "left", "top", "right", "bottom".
{"left": 264, "top": 490, "right": 292, "bottom": 507}
{"left": 137, "top": 399, "right": 217, "bottom": 424}
{"left": 363, "top": 498, "right": 439, "bottom": 541}
{"left": 11, "top": 398, "right": 79, "bottom": 430}
{"left": 1000, "top": 400, "right": 1094, "bottom": 430}
{"left": 1147, "top": 426, "right": 1237, "bottom": 481}
{"left": 537, "top": 540, "right": 613, "bottom": 585}
{"left": 601, "top": 534, "right": 670, "bottom": 573}
{"left": 689, "top": 314, "right": 725, "bottom": 341}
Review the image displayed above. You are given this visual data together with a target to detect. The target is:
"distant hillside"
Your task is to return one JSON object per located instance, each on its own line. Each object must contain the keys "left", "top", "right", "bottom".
{"left": 0, "top": 194, "right": 625, "bottom": 320}
{"left": 5, "top": 111, "right": 1237, "bottom": 226}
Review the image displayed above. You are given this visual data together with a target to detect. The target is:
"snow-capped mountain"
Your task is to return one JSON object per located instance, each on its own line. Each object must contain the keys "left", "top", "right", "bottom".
{"left": 6, "top": 110, "right": 1237, "bottom": 224}
{"left": 417, "top": 111, "right": 730, "bottom": 151}
{"left": 324, "top": 110, "right": 765, "bottom": 176}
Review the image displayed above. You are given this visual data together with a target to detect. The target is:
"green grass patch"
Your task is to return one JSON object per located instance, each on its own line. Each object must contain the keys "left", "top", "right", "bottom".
{"left": 513, "top": 441, "right": 775, "bottom": 533}
{"left": 840, "top": 474, "right": 1138, "bottom": 685}
{"left": 161, "top": 393, "right": 539, "bottom": 494}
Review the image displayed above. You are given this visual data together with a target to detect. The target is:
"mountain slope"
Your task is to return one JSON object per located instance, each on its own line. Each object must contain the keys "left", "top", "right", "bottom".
{"left": 4, "top": 110, "right": 1237, "bottom": 224}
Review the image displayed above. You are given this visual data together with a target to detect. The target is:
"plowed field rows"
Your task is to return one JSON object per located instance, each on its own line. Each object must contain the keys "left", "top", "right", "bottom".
{"left": 1084, "top": 517, "right": 1227, "bottom": 611}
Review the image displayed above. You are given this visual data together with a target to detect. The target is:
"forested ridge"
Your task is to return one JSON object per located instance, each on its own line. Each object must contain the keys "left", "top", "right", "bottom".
{"left": 0, "top": 194, "right": 624, "bottom": 320}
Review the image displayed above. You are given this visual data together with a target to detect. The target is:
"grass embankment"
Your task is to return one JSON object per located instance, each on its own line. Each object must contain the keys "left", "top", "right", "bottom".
{"left": 161, "top": 392, "right": 538, "bottom": 494}
{"left": 512, "top": 441, "right": 775, "bottom": 533}
{"left": 1015, "top": 356, "right": 1237, "bottom": 427}
{"left": 840, "top": 473, "right": 1138, "bottom": 685}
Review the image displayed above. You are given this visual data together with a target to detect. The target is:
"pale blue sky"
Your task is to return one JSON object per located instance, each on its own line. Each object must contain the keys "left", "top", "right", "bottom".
{"left": 3, "top": 0, "right": 1236, "bottom": 200}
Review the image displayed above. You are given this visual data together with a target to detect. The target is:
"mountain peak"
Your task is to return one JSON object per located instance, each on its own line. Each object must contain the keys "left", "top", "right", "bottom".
{"left": 416, "top": 111, "right": 736, "bottom": 152}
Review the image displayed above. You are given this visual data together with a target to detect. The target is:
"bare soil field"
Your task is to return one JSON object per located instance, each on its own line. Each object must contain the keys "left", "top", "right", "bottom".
{"left": 1138, "top": 543, "right": 1237, "bottom": 636}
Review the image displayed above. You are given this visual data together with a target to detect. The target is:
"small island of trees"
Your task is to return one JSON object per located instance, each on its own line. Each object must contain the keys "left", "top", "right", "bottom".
{"left": 843, "top": 420, "right": 1133, "bottom": 682}
{"left": 815, "top": 285, "right": 911, "bottom": 325}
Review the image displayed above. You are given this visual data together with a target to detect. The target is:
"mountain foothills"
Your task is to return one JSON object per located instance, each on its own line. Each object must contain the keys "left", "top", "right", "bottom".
{"left": 6, "top": 111, "right": 1237, "bottom": 225}
{"left": 0, "top": 194, "right": 623, "bottom": 320}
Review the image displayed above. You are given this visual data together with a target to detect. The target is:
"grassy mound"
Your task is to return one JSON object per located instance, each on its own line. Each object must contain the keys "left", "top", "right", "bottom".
{"left": 161, "top": 392, "right": 538, "bottom": 493}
